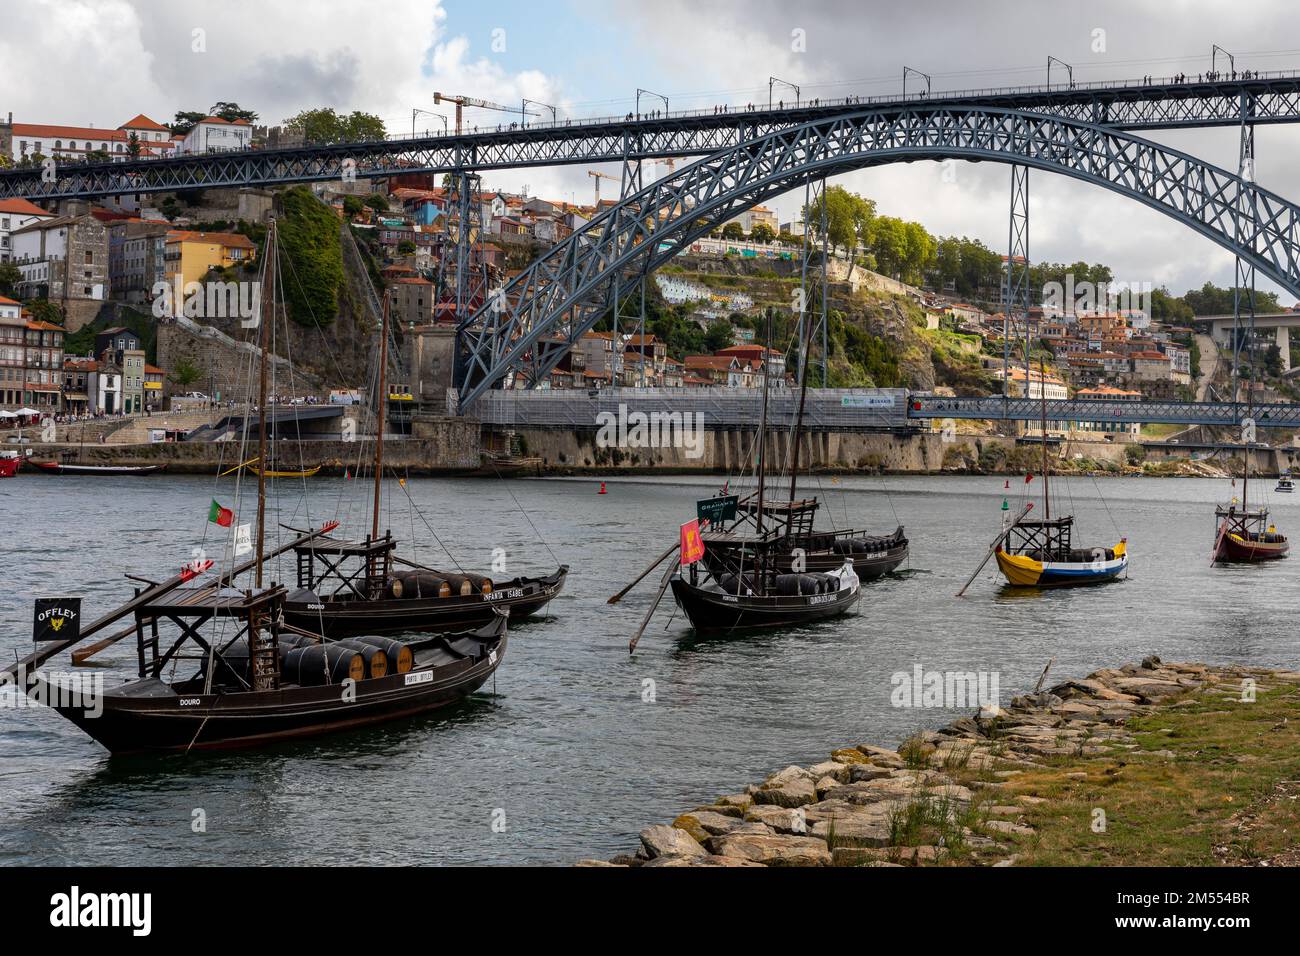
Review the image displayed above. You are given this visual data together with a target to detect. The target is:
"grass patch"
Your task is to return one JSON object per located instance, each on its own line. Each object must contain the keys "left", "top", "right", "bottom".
{"left": 996, "top": 682, "right": 1300, "bottom": 866}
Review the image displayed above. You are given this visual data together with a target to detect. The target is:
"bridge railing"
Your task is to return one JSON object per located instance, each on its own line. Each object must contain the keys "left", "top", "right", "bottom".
{"left": 460, "top": 387, "right": 910, "bottom": 430}
{"left": 909, "top": 395, "right": 1300, "bottom": 427}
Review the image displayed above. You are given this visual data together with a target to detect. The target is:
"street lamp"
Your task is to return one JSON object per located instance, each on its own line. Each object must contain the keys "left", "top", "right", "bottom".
{"left": 769, "top": 76, "right": 801, "bottom": 109}
{"left": 1047, "top": 56, "right": 1073, "bottom": 88}
{"left": 902, "top": 66, "right": 931, "bottom": 99}
{"left": 522, "top": 98, "right": 558, "bottom": 127}
{"left": 636, "top": 88, "right": 669, "bottom": 120}
{"left": 411, "top": 108, "right": 448, "bottom": 137}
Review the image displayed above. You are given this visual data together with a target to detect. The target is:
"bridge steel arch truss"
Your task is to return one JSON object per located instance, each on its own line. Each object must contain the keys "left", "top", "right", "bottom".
{"left": 454, "top": 105, "right": 1300, "bottom": 409}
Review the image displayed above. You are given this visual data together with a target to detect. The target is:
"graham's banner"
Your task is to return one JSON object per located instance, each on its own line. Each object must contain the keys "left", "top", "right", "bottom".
{"left": 33, "top": 597, "right": 82, "bottom": 642}
{"left": 680, "top": 519, "right": 706, "bottom": 565}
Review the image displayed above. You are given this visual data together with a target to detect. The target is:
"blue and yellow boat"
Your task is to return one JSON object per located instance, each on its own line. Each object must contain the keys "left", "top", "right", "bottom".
{"left": 995, "top": 516, "right": 1128, "bottom": 587}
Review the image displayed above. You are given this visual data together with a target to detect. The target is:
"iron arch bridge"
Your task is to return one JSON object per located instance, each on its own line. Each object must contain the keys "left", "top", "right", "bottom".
{"left": 454, "top": 104, "right": 1300, "bottom": 410}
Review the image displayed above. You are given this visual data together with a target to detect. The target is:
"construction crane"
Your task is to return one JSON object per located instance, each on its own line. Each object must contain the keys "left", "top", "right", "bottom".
{"left": 587, "top": 170, "right": 618, "bottom": 206}
{"left": 434, "top": 92, "right": 538, "bottom": 134}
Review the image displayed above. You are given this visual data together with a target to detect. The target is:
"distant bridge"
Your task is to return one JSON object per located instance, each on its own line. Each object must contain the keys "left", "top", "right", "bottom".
{"left": 5, "top": 74, "right": 1300, "bottom": 200}
{"left": 466, "top": 388, "right": 1300, "bottom": 430}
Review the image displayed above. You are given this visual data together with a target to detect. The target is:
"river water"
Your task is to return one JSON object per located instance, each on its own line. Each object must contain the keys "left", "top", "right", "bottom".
{"left": 2, "top": 471, "right": 1297, "bottom": 865}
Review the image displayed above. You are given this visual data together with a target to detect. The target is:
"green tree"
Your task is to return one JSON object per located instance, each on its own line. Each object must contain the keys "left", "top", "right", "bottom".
{"left": 208, "top": 101, "right": 259, "bottom": 124}
{"left": 0, "top": 262, "right": 21, "bottom": 297}
{"left": 342, "top": 195, "right": 365, "bottom": 218}
{"left": 285, "top": 107, "right": 387, "bottom": 145}
{"left": 170, "top": 111, "right": 207, "bottom": 136}
{"left": 720, "top": 222, "right": 745, "bottom": 240}
{"left": 277, "top": 186, "right": 345, "bottom": 327}
{"left": 365, "top": 193, "right": 389, "bottom": 213}
{"left": 750, "top": 222, "right": 776, "bottom": 243}
{"left": 126, "top": 132, "right": 142, "bottom": 158}
{"left": 396, "top": 239, "right": 416, "bottom": 255}
{"left": 704, "top": 319, "right": 734, "bottom": 352}
{"left": 170, "top": 358, "right": 203, "bottom": 388}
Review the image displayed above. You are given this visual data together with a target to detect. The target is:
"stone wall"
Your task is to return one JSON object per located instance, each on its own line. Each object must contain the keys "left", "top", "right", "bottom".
{"left": 155, "top": 316, "right": 297, "bottom": 404}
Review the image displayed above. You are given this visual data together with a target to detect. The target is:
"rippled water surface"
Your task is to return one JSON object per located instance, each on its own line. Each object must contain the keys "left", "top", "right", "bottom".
{"left": 2, "top": 471, "right": 1298, "bottom": 864}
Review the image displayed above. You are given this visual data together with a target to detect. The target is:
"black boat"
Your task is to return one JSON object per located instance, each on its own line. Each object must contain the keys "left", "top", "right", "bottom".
{"left": 18, "top": 585, "right": 507, "bottom": 756}
{"left": 282, "top": 531, "right": 566, "bottom": 637}
{"left": 669, "top": 528, "right": 861, "bottom": 633}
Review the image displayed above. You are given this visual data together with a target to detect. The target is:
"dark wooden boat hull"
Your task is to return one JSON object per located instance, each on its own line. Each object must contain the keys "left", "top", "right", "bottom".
{"left": 24, "top": 623, "right": 507, "bottom": 755}
{"left": 1214, "top": 532, "right": 1289, "bottom": 562}
{"left": 768, "top": 542, "right": 908, "bottom": 580}
{"left": 31, "top": 461, "right": 166, "bottom": 476}
{"left": 669, "top": 575, "right": 860, "bottom": 634}
{"left": 283, "top": 566, "right": 567, "bottom": 637}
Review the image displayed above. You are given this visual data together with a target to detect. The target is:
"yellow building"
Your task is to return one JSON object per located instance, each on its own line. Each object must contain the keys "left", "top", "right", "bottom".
{"left": 164, "top": 230, "right": 257, "bottom": 286}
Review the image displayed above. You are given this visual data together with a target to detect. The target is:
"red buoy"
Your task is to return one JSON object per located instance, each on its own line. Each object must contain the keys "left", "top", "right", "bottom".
{"left": 598, "top": 482, "right": 607, "bottom": 494}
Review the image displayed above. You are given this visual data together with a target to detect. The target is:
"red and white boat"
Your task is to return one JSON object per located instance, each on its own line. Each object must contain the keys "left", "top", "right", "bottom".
{"left": 0, "top": 454, "right": 21, "bottom": 478}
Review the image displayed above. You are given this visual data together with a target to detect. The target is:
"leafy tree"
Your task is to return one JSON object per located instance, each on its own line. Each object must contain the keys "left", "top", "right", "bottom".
{"left": 276, "top": 186, "right": 345, "bottom": 327}
{"left": 208, "top": 101, "right": 258, "bottom": 124}
{"left": 23, "top": 299, "right": 63, "bottom": 326}
{"left": 720, "top": 222, "right": 745, "bottom": 240}
{"left": 285, "top": 107, "right": 387, "bottom": 145}
{"left": 342, "top": 195, "right": 365, "bottom": 218}
{"left": 170, "top": 358, "right": 203, "bottom": 388}
{"left": 364, "top": 193, "right": 389, "bottom": 213}
{"left": 397, "top": 239, "right": 416, "bottom": 256}
{"left": 126, "top": 132, "right": 141, "bottom": 158}
{"left": 750, "top": 222, "right": 776, "bottom": 243}
{"left": 704, "top": 319, "right": 734, "bottom": 352}
{"left": 0, "top": 262, "right": 21, "bottom": 297}
{"left": 805, "top": 185, "right": 876, "bottom": 273}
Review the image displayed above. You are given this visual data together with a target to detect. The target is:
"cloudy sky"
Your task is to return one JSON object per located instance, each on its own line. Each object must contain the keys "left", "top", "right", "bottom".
{"left": 4, "top": 0, "right": 1299, "bottom": 301}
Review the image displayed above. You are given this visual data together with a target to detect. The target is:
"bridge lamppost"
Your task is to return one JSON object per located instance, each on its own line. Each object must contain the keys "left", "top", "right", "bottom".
{"left": 411, "top": 108, "right": 448, "bottom": 137}
{"left": 1212, "top": 44, "right": 1235, "bottom": 77}
{"left": 769, "top": 76, "right": 801, "bottom": 110}
{"left": 636, "top": 88, "right": 669, "bottom": 120}
{"left": 522, "top": 99, "right": 557, "bottom": 128}
{"left": 1047, "top": 56, "right": 1073, "bottom": 89}
{"left": 902, "top": 66, "right": 931, "bottom": 99}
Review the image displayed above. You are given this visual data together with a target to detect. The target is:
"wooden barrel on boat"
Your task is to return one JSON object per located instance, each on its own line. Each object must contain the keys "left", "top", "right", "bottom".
{"left": 444, "top": 573, "right": 493, "bottom": 596}
{"left": 350, "top": 635, "right": 414, "bottom": 674}
{"left": 282, "top": 643, "right": 364, "bottom": 685}
{"left": 333, "top": 639, "right": 389, "bottom": 678}
{"left": 390, "top": 571, "right": 451, "bottom": 599}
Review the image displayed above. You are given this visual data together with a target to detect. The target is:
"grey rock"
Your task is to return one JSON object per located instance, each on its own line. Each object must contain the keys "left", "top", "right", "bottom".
{"left": 639, "top": 823, "right": 706, "bottom": 859}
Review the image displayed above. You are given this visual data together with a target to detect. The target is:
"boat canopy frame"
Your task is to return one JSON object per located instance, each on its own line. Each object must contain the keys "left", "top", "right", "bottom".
{"left": 293, "top": 533, "right": 395, "bottom": 600}
{"left": 1002, "top": 516, "right": 1075, "bottom": 560}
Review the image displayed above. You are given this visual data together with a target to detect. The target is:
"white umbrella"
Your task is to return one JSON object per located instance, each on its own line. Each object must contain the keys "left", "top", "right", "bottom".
{"left": 0, "top": 410, "right": 16, "bottom": 419}
{"left": 15, "top": 408, "right": 40, "bottom": 416}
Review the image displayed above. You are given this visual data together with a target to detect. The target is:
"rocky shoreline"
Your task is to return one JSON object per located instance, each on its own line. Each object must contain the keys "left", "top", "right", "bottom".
{"left": 580, "top": 657, "right": 1300, "bottom": 867}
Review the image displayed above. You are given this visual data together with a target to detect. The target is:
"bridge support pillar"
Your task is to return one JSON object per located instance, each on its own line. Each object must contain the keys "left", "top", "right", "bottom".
{"left": 1277, "top": 324, "right": 1291, "bottom": 371}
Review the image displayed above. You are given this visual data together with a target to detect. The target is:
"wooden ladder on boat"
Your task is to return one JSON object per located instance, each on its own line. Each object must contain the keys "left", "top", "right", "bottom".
{"left": 248, "top": 611, "right": 280, "bottom": 691}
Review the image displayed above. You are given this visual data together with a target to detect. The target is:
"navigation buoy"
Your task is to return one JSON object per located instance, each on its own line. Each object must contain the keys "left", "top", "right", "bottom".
{"left": 1001, "top": 498, "right": 1009, "bottom": 511}
{"left": 1003, "top": 479, "right": 1010, "bottom": 489}
{"left": 598, "top": 482, "right": 607, "bottom": 495}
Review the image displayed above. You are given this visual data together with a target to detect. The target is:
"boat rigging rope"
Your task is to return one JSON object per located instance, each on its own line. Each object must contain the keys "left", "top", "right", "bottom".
{"left": 488, "top": 461, "right": 561, "bottom": 567}
{"left": 391, "top": 470, "right": 468, "bottom": 574}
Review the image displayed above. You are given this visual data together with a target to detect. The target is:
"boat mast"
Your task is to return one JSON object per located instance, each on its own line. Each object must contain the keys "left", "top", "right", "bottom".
{"left": 1039, "top": 348, "right": 1049, "bottom": 520}
{"left": 788, "top": 307, "right": 812, "bottom": 504}
{"left": 254, "top": 220, "right": 275, "bottom": 589}
{"left": 372, "top": 291, "right": 390, "bottom": 541}
{"left": 755, "top": 309, "right": 772, "bottom": 535}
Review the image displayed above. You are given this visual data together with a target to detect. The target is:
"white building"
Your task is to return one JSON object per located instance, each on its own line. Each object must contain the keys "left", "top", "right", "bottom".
{"left": 0, "top": 197, "right": 53, "bottom": 262}
{"left": 7, "top": 115, "right": 178, "bottom": 164}
{"left": 178, "top": 116, "right": 253, "bottom": 154}
{"left": 88, "top": 361, "right": 122, "bottom": 415}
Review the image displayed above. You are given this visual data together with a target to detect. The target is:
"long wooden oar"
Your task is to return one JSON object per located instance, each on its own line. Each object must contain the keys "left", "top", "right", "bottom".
{"left": 628, "top": 558, "right": 679, "bottom": 655}
{"left": 218, "top": 456, "right": 261, "bottom": 477}
{"left": 71, "top": 621, "right": 147, "bottom": 666}
{"left": 3, "top": 522, "right": 338, "bottom": 683}
{"left": 608, "top": 542, "right": 680, "bottom": 605}
{"left": 955, "top": 502, "right": 1034, "bottom": 598}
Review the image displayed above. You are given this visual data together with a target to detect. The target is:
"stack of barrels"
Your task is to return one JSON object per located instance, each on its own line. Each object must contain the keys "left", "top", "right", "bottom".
{"left": 218, "top": 633, "right": 416, "bottom": 687}
{"left": 387, "top": 569, "right": 492, "bottom": 600}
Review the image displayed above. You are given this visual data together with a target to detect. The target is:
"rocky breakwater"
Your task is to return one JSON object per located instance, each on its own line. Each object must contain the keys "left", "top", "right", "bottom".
{"left": 580, "top": 657, "right": 1300, "bottom": 867}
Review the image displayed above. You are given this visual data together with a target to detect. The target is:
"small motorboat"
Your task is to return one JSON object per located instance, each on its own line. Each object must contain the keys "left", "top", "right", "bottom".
{"left": 30, "top": 461, "right": 166, "bottom": 476}
{"left": 1276, "top": 472, "right": 1294, "bottom": 493}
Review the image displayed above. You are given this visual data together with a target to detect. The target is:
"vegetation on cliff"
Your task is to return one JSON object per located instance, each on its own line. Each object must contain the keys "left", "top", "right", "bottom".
{"left": 276, "top": 186, "right": 347, "bottom": 328}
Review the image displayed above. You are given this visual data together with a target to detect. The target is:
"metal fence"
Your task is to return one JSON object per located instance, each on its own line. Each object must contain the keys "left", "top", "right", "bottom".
{"left": 459, "top": 387, "right": 910, "bottom": 430}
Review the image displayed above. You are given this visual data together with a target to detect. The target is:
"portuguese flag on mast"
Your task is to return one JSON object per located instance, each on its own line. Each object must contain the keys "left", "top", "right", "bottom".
{"left": 208, "top": 499, "right": 234, "bottom": 527}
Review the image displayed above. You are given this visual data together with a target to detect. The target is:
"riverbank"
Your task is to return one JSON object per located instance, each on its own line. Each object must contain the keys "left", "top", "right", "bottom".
{"left": 582, "top": 657, "right": 1300, "bottom": 867}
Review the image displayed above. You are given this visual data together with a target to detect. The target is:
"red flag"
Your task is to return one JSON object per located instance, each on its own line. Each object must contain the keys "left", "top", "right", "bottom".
{"left": 680, "top": 518, "right": 705, "bottom": 565}
{"left": 1025, "top": 474, "right": 1034, "bottom": 484}
{"left": 208, "top": 499, "right": 234, "bottom": 527}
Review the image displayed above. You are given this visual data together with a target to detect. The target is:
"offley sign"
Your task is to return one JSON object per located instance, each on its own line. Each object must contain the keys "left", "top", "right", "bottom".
{"left": 33, "top": 598, "right": 81, "bottom": 643}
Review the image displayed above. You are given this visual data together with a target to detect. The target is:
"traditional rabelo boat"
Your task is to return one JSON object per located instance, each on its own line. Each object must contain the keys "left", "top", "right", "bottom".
{"left": 5, "top": 220, "right": 508, "bottom": 755}
{"left": 278, "top": 287, "right": 566, "bottom": 637}
{"left": 29, "top": 460, "right": 166, "bottom": 476}
{"left": 983, "top": 359, "right": 1127, "bottom": 589}
{"left": 619, "top": 311, "right": 862, "bottom": 648}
